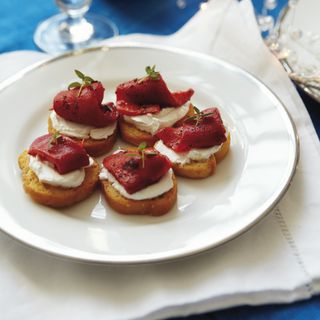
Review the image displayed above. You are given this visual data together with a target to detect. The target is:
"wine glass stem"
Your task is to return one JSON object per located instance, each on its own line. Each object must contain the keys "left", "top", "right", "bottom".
{"left": 56, "top": 0, "right": 91, "bottom": 17}
{"left": 56, "top": 0, "right": 94, "bottom": 44}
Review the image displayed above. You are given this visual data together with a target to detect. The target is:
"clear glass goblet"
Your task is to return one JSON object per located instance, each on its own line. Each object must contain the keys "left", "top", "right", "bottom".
{"left": 34, "top": 0, "right": 118, "bottom": 54}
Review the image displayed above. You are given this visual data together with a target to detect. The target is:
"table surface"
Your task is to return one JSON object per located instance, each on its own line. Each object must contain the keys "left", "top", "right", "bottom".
{"left": 1, "top": 0, "right": 320, "bottom": 319}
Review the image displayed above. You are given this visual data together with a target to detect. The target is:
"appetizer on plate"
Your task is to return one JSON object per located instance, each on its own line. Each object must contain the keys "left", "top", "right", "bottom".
{"left": 48, "top": 70, "right": 118, "bottom": 156}
{"left": 155, "top": 107, "right": 230, "bottom": 178}
{"left": 100, "top": 143, "right": 177, "bottom": 216}
{"left": 116, "top": 65, "right": 194, "bottom": 146}
{"left": 18, "top": 133, "right": 99, "bottom": 207}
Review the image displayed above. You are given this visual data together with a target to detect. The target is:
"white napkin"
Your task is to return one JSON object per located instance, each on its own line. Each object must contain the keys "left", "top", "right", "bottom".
{"left": 1, "top": 0, "right": 320, "bottom": 319}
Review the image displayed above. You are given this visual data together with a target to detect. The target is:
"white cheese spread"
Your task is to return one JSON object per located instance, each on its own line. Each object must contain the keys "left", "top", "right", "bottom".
{"left": 99, "top": 168, "right": 174, "bottom": 200}
{"left": 50, "top": 111, "right": 116, "bottom": 140}
{"left": 29, "top": 155, "right": 93, "bottom": 188}
{"left": 154, "top": 140, "right": 223, "bottom": 165}
{"left": 123, "top": 103, "right": 190, "bottom": 135}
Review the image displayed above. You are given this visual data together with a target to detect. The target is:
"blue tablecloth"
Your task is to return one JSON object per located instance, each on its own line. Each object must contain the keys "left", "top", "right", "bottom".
{"left": 1, "top": 0, "right": 320, "bottom": 319}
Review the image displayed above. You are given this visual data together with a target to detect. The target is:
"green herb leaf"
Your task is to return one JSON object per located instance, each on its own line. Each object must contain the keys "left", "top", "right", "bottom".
{"left": 68, "top": 81, "right": 81, "bottom": 90}
{"left": 193, "top": 106, "right": 201, "bottom": 115}
{"left": 84, "top": 76, "right": 94, "bottom": 83}
{"left": 125, "top": 153, "right": 139, "bottom": 157}
{"left": 68, "top": 70, "right": 96, "bottom": 97}
{"left": 48, "top": 133, "right": 62, "bottom": 148}
{"left": 75, "top": 69, "right": 85, "bottom": 80}
{"left": 145, "top": 65, "right": 160, "bottom": 80}
{"left": 184, "top": 107, "right": 214, "bottom": 126}
{"left": 138, "top": 142, "right": 147, "bottom": 151}
{"left": 124, "top": 142, "right": 152, "bottom": 168}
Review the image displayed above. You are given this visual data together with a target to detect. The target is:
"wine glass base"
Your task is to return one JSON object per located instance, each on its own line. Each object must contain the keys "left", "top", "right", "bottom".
{"left": 34, "top": 13, "right": 119, "bottom": 54}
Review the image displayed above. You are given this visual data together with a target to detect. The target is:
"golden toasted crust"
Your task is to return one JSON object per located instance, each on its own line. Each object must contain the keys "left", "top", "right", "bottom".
{"left": 48, "top": 117, "right": 117, "bottom": 157}
{"left": 214, "top": 133, "right": 230, "bottom": 163}
{"left": 119, "top": 103, "right": 195, "bottom": 147}
{"left": 18, "top": 151, "right": 99, "bottom": 208}
{"left": 119, "top": 119, "right": 158, "bottom": 147}
{"left": 173, "top": 155, "right": 217, "bottom": 179}
{"left": 170, "top": 134, "right": 230, "bottom": 178}
{"left": 100, "top": 174, "right": 177, "bottom": 216}
{"left": 172, "top": 133, "right": 230, "bottom": 179}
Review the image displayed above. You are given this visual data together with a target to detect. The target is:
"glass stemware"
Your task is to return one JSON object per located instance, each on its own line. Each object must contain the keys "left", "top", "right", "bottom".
{"left": 266, "top": 0, "right": 320, "bottom": 101}
{"left": 257, "top": 0, "right": 278, "bottom": 34}
{"left": 34, "top": 0, "right": 118, "bottom": 54}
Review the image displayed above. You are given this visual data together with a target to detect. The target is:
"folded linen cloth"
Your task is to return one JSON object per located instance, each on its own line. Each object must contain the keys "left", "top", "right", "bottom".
{"left": 1, "top": 1, "right": 320, "bottom": 319}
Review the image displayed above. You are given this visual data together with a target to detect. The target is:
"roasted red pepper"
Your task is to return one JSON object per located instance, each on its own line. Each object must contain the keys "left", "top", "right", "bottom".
{"left": 115, "top": 67, "right": 194, "bottom": 116}
{"left": 53, "top": 82, "right": 118, "bottom": 127}
{"left": 116, "top": 100, "right": 161, "bottom": 116}
{"left": 28, "top": 134, "right": 89, "bottom": 174}
{"left": 103, "top": 148, "right": 171, "bottom": 194}
{"left": 156, "top": 108, "right": 227, "bottom": 152}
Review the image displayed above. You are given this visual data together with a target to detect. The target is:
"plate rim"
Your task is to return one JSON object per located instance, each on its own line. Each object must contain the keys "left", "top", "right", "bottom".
{"left": 0, "top": 44, "right": 300, "bottom": 265}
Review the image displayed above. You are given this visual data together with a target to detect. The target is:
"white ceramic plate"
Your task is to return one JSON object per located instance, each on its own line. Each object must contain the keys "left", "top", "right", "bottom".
{"left": 0, "top": 45, "right": 298, "bottom": 264}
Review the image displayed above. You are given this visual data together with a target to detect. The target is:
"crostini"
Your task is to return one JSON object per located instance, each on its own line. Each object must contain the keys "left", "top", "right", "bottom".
{"left": 18, "top": 133, "right": 99, "bottom": 207}
{"left": 116, "top": 65, "right": 194, "bottom": 146}
{"left": 100, "top": 143, "right": 177, "bottom": 216}
{"left": 155, "top": 107, "right": 230, "bottom": 179}
{"left": 48, "top": 70, "right": 118, "bottom": 156}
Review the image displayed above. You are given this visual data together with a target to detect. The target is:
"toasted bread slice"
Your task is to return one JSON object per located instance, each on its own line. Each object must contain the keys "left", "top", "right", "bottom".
{"left": 48, "top": 117, "right": 117, "bottom": 157}
{"left": 100, "top": 174, "right": 177, "bottom": 216}
{"left": 119, "top": 119, "right": 158, "bottom": 147}
{"left": 119, "top": 104, "right": 195, "bottom": 147}
{"left": 18, "top": 151, "right": 99, "bottom": 208}
{"left": 172, "top": 155, "right": 217, "bottom": 179}
{"left": 214, "top": 133, "right": 231, "bottom": 163}
{"left": 171, "top": 134, "right": 230, "bottom": 178}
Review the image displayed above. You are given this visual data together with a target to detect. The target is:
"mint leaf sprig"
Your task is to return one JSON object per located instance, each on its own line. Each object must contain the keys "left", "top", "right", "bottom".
{"left": 125, "top": 142, "right": 158, "bottom": 168}
{"left": 68, "top": 69, "right": 95, "bottom": 97}
{"left": 185, "top": 106, "right": 214, "bottom": 126}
